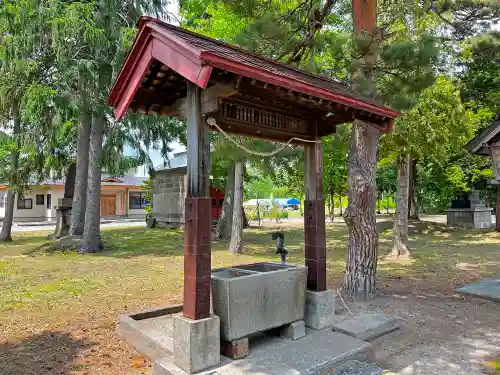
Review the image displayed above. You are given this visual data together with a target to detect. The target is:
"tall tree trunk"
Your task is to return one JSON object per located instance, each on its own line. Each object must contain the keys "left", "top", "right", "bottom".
{"left": 408, "top": 157, "right": 419, "bottom": 220}
{"left": 327, "top": 185, "right": 335, "bottom": 222}
{"left": 343, "top": 0, "right": 381, "bottom": 300}
{"left": 242, "top": 206, "right": 249, "bottom": 228}
{"left": 495, "top": 185, "right": 500, "bottom": 232}
{"left": 299, "top": 192, "right": 304, "bottom": 216}
{"left": 390, "top": 153, "right": 412, "bottom": 258}
{"left": 80, "top": 114, "right": 104, "bottom": 253}
{"left": 339, "top": 196, "right": 343, "bottom": 216}
{"left": 0, "top": 190, "right": 15, "bottom": 242}
{"left": 256, "top": 198, "right": 261, "bottom": 226}
{"left": 0, "top": 105, "right": 21, "bottom": 242}
{"left": 70, "top": 96, "right": 91, "bottom": 235}
{"left": 343, "top": 121, "right": 380, "bottom": 299}
{"left": 216, "top": 162, "right": 235, "bottom": 240}
{"left": 229, "top": 160, "right": 244, "bottom": 254}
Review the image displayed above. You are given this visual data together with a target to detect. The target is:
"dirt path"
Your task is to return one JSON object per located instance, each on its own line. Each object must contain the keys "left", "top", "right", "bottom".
{"left": 339, "top": 293, "right": 500, "bottom": 374}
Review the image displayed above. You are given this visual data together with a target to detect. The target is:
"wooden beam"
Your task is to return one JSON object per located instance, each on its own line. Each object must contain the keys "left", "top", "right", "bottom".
{"left": 114, "top": 43, "right": 154, "bottom": 121}
{"left": 224, "top": 95, "right": 314, "bottom": 121}
{"left": 318, "top": 113, "right": 353, "bottom": 127}
{"left": 354, "top": 114, "right": 394, "bottom": 132}
{"left": 161, "top": 83, "right": 239, "bottom": 120}
{"left": 239, "top": 79, "right": 330, "bottom": 114}
{"left": 212, "top": 116, "right": 314, "bottom": 143}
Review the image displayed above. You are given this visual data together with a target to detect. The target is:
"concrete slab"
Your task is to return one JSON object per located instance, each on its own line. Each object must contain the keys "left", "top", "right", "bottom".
{"left": 332, "top": 314, "right": 399, "bottom": 341}
{"left": 329, "top": 360, "right": 383, "bottom": 375}
{"left": 116, "top": 305, "right": 182, "bottom": 360}
{"left": 137, "top": 314, "right": 174, "bottom": 352}
{"left": 456, "top": 279, "right": 500, "bottom": 302}
{"left": 154, "top": 329, "right": 373, "bottom": 375}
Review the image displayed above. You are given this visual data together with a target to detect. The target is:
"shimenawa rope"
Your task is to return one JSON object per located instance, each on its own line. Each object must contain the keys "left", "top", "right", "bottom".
{"left": 206, "top": 116, "right": 320, "bottom": 157}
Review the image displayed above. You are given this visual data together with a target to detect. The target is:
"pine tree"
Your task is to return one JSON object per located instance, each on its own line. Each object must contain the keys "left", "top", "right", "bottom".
{"left": 70, "top": 92, "right": 90, "bottom": 235}
{"left": 47, "top": 0, "right": 171, "bottom": 251}
{"left": 0, "top": 1, "right": 64, "bottom": 241}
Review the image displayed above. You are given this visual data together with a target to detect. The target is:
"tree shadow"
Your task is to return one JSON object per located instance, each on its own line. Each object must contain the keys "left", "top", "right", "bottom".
{"left": 8, "top": 236, "right": 51, "bottom": 246}
{"left": 0, "top": 331, "right": 93, "bottom": 375}
{"left": 94, "top": 226, "right": 307, "bottom": 259}
{"left": 377, "top": 219, "right": 458, "bottom": 235}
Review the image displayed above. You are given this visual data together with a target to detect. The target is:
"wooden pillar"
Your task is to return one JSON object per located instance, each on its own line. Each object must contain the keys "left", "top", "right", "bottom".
{"left": 304, "top": 126, "right": 327, "bottom": 292}
{"left": 183, "top": 82, "right": 211, "bottom": 320}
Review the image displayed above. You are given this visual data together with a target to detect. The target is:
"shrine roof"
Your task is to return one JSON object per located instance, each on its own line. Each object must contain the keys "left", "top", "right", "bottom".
{"left": 466, "top": 113, "right": 500, "bottom": 156}
{"left": 109, "top": 16, "right": 399, "bottom": 129}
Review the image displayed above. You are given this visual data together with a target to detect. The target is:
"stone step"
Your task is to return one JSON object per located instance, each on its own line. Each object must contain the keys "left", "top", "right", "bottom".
{"left": 332, "top": 313, "right": 399, "bottom": 341}
{"left": 117, "top": 305, "right": 181, "bottom": 361}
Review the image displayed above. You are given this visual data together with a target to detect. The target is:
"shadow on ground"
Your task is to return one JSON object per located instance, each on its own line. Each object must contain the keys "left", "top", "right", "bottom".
{"left": 19, "top": 221, "right": 500, "bottom": 295}
{"left": 0, "top": 331, "right": 92, "bottom": 375}
{"left": 366, "top": 294, "right": 500, "bottom": 375}
{"left": 377, "top": 219, "right": 456, "bottom": 235}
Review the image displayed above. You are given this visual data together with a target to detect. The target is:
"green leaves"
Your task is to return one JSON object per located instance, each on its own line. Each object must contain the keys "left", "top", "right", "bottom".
{"left": 323, "top": 125, "right": 350, "bottom": 199}
{"left": 459, "top": 31, "right": 500, "bottom": 112}
{"left": 389, "top": 76, "right": 478, "bottom": 161}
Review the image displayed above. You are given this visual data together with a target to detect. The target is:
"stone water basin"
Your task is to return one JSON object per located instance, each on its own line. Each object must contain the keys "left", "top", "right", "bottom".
{"left": 211, "top": 262, "right": 307, "bottom": 341}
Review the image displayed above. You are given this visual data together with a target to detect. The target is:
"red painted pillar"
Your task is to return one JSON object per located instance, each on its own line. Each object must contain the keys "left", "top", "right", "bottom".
{"left": 183, "top": 82, "right": 211, "bottom": 320}
{"left": 304, "top": 125, "right": 327, "bottom": 292}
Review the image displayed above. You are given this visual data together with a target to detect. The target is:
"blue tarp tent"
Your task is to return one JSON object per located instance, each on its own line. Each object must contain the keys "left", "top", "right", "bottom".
{"left": 287, "top": 198, "right": 300, "bottom": 205}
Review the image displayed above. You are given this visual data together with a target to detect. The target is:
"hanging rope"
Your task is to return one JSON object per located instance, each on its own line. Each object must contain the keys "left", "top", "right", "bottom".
{"left": 206, "top": 116, "right": 320, "bottom": 157}
{"left": 337, "top": 289, "right": 354, "bottom": 316}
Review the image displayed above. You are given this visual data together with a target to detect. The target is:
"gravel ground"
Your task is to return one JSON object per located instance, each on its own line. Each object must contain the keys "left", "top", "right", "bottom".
{"left": 337, "top": 293, "right": 500, "bottom": 375}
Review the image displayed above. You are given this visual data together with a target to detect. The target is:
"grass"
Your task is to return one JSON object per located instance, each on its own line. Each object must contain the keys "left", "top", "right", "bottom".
{"left": 1, "top": 221, "right": 500, "bottom": 374}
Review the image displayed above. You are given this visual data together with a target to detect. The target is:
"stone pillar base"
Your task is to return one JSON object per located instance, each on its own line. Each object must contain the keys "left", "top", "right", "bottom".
{"left": 54, "top": 206, "right": 72, "bottom": 239}
{"left": 280, "top": 320, "right": 306, "bottom": 340}
{"left": 173, "top": 313, "right": 220, "bottom": 374}
{"left": 220, "top": 337, "right": 249, "bottom": 359}
{"left": 304, "top": 290, "right": 335, "bottom": 330}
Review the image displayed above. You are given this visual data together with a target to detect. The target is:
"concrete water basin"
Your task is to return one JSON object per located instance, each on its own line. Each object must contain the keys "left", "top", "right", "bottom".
{"left": 211, "top": 262, "right": 307, "bottom": 341}
{"left": 233, "top": 262, "right": 292, "bottom": 273}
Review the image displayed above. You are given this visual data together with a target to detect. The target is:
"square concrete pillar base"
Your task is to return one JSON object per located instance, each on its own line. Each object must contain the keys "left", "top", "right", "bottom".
{"left": 304, "top": 290, "right": 335, "bottom": 330}
{"left": 173, "top": 313, "right": 220, "bottom": 374}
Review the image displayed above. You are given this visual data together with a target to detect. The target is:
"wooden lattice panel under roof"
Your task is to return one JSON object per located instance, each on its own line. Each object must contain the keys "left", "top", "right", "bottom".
{"left": 109, "top": 17, "right": 400, "bottom": 142}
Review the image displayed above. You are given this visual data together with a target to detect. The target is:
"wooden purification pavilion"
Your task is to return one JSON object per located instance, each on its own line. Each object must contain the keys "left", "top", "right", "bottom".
{"left": 109, "top": 16, "right": 399, "bottom": 322}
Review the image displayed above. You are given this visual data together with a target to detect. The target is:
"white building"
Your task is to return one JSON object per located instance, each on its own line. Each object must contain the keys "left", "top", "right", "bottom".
{"left": 0, "top": 175, "right": 149, "bottom": 222}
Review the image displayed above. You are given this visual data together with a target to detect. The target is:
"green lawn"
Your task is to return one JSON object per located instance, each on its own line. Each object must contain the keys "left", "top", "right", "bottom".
{"left": 1, "top": 222, "right": 500, "bottom": 375}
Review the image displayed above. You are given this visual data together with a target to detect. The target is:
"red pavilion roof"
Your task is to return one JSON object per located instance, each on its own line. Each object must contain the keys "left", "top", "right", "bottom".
{"left": 109, "top": 17, "right": 399, "bottom": 128}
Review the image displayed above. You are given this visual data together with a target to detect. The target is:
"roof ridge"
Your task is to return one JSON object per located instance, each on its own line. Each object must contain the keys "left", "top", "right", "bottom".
{"left": 144, "top": 17, "right": 351, "bottom": 90}
{"left": 466, "top": 113, "right": 500, "bottom": 154}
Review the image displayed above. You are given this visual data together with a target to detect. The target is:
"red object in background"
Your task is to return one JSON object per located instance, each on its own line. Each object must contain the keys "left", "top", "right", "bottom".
{"left": 210, "top": 187, "right": 224, "bottom": 220}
